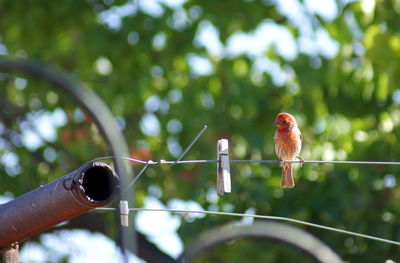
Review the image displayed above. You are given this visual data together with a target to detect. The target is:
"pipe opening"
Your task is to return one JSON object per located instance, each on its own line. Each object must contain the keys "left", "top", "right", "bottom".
{"left": 81, "top": 165, "right": 117, "bottom": 202}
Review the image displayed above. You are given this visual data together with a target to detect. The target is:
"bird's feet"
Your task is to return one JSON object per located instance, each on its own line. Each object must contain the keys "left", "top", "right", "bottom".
{"left": 296, "top": 156, "right": 304, "bottom": 167}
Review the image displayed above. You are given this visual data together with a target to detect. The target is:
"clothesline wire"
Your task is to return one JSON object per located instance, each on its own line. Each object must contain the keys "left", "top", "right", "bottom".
{"left": 88, "top": 126, "right": 400, "bottom": 166}
{"left": 94, "top": 207, "right": 400, "bottom": 246}
{"left": 89, "top": 156, "right": 400, "bottom": 166}
{"left": 89, "top": 156, "right": 400, "bottom": 190}
{"left": 89, "top": 127, "right": 400, "bottom": 247}
{"left": 175, "top": 125, "right": 208, "bottom": 163}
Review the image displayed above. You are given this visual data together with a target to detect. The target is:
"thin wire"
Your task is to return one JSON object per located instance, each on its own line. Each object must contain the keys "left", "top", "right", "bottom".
{"left": 89, "top": 156, "right": 148, "bottom": 164}
{"left": 301, "top": 160, "right": 400, "bottom": 165}
{"left": 230, "top": 159, "right": 278, "bottom": 164}
{"left": 230, "top": 159, "right": 400, "bottom": 165}
{"left": 125, "top": 162, "right": 150, "bottom": 190}
{"left": 89, "top": 125, "right": 209, "bottom": 189}
{"left": 95, "top": 207, "right": 400, "bottom": 246}
{"left": 87, "top": 157, "right": 400, "bottom": 166}
{"left": 160, "top": 159, "right": 218, "bottom": 164}
{"left": 88, "top": 157, "right": 219, "bottom": 165}
{"left": 175, "top": 125, "right": 208, "bottom": 163}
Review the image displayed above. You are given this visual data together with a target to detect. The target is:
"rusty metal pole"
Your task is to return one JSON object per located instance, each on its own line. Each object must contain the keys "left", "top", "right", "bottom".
{"left": 0, "top": 162, "right": 119, "bottom": 250}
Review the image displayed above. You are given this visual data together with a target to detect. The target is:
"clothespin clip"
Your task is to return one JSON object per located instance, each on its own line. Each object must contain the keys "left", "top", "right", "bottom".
{"left": 217, "top": 139, "right": 231, "bottom": 196}
{"left": 119, "top": 200, "right": 129, "bottom": 227}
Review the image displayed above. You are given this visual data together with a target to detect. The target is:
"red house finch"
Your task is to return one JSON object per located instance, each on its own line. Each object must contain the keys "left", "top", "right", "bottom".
{"left": 274, "top": 113, "right": 302, "bottom": 188}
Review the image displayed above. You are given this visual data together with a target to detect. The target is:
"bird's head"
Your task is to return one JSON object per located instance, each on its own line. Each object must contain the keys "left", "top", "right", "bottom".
{"left": 274, "top": 113, "right": 297, "bottom": 131}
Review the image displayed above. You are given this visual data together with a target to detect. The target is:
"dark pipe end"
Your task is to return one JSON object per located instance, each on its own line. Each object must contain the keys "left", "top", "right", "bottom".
{"left": 73, "top": 162, "right": 119, "bottom": 206}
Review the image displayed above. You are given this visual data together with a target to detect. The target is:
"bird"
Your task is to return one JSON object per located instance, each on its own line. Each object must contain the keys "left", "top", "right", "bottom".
{"left": 274, "top": 112, "right": 302, "bottom": 188}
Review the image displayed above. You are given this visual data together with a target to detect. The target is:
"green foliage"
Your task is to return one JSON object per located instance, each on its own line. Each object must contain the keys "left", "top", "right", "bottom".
{"left": 1, "top": 0, "right": 400, "bottom": 262}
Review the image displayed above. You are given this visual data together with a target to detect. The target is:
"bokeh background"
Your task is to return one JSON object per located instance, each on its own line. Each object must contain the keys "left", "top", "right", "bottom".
{"left": 1, "top": 0, "right": 400, "bottom": 262}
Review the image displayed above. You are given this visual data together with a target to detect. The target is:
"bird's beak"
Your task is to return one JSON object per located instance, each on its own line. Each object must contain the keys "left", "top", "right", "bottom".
{"left": 274, "top": 120, "right": 281, "bottom": 126}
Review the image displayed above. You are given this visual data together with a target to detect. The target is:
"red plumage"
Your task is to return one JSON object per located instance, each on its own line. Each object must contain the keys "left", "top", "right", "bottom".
{"left": 274, "top": 113, "right": 302, "bottom": 188}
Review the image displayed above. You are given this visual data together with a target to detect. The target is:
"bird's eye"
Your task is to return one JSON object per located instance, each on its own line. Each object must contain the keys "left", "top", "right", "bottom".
{"left": 282, "top": 120, "right": 287, "bottom": 124}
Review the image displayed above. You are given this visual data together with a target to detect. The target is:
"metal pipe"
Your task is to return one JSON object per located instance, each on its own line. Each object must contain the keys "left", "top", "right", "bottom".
{"left": 0, "top": 162, "right": 119, "bottom": 248}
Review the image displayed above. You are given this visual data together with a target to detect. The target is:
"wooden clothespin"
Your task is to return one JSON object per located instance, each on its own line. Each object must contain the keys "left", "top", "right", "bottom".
{"left": 217, "top": 139, "right": 231, "bottom": 196}
{"left": 119, "top": 200, "right": 129, "bottom": 227}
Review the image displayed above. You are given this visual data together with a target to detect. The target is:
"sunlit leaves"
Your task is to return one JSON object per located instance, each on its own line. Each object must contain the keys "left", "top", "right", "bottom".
{"left": 2, "top": 0, "right": 400, "bottom": 261}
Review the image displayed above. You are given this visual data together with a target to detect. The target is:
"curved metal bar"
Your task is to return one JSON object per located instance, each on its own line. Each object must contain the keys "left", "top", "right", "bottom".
{"left": 178, "top": 221, "right": 343, "bottom": 263}
{"left": 0, "top": 57, "right": 135, "bottom": 256}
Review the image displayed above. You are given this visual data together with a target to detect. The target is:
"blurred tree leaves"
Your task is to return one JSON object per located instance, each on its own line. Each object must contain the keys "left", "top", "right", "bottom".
{"left": 1, "top": 0, "right": 400, "bottom": 262}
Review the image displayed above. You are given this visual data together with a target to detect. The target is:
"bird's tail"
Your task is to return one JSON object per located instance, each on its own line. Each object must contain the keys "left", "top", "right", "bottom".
{"left": 281, "top": 163, "right": 295, "bottom": 188}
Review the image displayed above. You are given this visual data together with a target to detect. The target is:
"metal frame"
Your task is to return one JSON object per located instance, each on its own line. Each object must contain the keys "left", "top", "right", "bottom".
{"left": 0, "top": 57, "right": 135, "bottom": 257}
{"left": 178, "top": 221, "right": 343, "bottom": 263}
